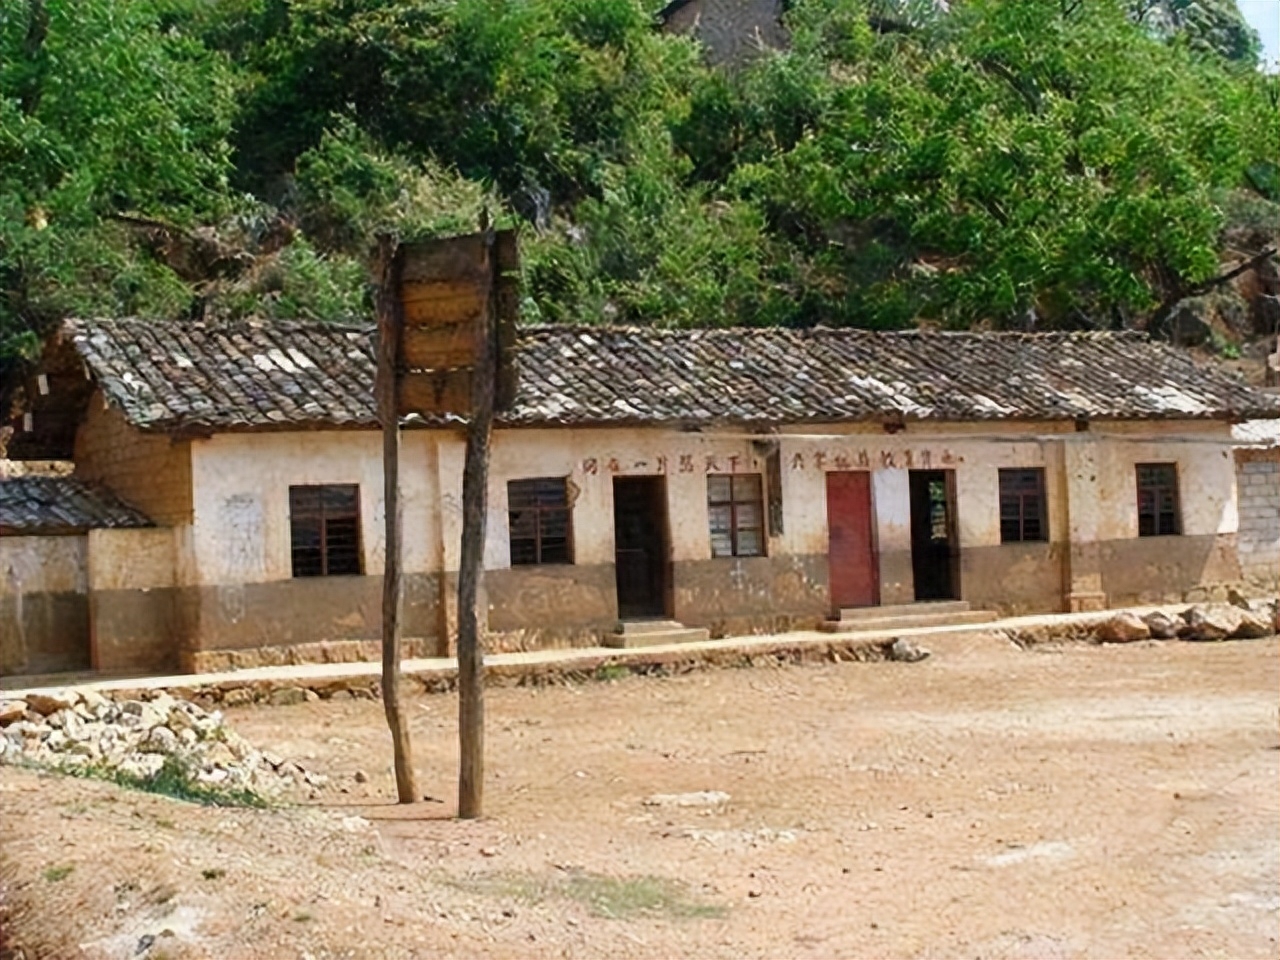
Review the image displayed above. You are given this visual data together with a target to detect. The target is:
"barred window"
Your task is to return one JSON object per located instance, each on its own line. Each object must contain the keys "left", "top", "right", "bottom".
{"left": 509, "top": 478, "right": 572, "bottom": 565}
{"left": 1136, "top": 464, "right": 1181, "bottom": 537}
{"left": 707, "top": 474, "right": 765, "bottom": 558}
{"left": 289, "top": 485, "right": 362, "bottom": 577}
{"left": 999, "top": 468, "right": 1047, "bottom": 543}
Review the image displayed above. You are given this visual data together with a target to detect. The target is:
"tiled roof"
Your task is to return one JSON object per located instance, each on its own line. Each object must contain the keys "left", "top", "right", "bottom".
{"left": 49, "top": 318, "right": 1280, "bottom": 432}
{"left": 0, "top": 476, "right": 153, "bottom": 534}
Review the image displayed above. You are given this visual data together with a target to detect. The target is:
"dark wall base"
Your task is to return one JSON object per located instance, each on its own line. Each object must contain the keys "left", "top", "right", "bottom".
{"left": 673, "top": 554, "right": 830, "bottom": 638}
{"left": 0, "top": 592, "right": 90, "bottom": 676}
{"left": 91, "top": 587, "right": 180, "bottom": 675}
{"left": 1101, "top": 533, "right": 1242, "bottom": 606}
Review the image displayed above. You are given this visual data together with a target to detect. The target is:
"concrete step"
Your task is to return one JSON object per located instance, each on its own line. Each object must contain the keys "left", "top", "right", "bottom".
{"left": 605, "top": 622, "right": 712, "bottom": 648}
{"left": 820, "top": 609, "right": 996, "bottom": 634}
{"left": 615, "top": 619, "right": 687, "bottom": 635}
{"left": 836, "top": 601, "right": 972, "bottom": 622}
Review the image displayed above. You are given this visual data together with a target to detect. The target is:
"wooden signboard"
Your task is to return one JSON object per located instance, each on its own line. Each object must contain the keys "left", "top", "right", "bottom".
{"left": 394, "top": 229, "right": 518, "bottom": 416}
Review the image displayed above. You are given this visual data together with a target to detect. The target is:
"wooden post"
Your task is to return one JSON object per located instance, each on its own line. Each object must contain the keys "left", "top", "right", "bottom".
{"left": 455, "top": 228, "right": 499, "bottom": 819}
{"left": 375, "top": 236, "right": 418, "bottom": 804}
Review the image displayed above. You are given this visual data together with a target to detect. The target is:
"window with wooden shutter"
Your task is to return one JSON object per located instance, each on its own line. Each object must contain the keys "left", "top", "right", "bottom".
{"left": 1136, "top": 464, "right": 1181, "bottom": 537}
{"left": 707, "top": 474, "right": 766, "bottom": 558}
{"left": 508, "top": 478, "right": 572, "bottom": 565}
{"left": 289, "top": 485, "right": 362, "bottom": 577}
{"left": 998, "top": 468, "right": 1047, "bottom": 543}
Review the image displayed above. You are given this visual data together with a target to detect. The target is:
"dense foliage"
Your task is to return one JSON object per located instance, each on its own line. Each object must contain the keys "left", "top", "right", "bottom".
{"left": 1, "top": 0, "right": 1275, "bottom": 371}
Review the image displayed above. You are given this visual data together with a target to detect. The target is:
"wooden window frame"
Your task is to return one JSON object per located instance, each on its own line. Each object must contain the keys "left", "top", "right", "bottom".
{"left": 707, "top": 473, "right": 766, "bottom": 558}
{"left": 289, "top": 484, "right": 363, "bottom": 577}
{"left": 508, "top": 477, "right": 573, "bottom": 566}
{"left": 1136, "top": 463, "right": 1181, "bottom": 537}
{"left": 998, "top": 468, "right": 1048, "bottom": 544}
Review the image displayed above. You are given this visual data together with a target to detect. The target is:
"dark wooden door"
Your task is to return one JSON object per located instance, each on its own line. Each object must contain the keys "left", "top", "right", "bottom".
{"left": 909, "top": 469, "right": 959, "bottom": 601}
{"left": 613, "top": 476, "right": 670, "bottom": 619}
{"left": 826, "top": 471, "right": 878, "bottom": 610}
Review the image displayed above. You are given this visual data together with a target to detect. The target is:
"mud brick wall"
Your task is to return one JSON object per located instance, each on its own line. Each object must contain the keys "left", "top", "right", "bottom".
{"left": 1236, "top": 452, "right": 1279, "bottom": 593}
{"left": 0, "top": 535, "right": 90, "bottom": 676}
{"left": 74, "top": 392, "right": 192, "bottom": 525}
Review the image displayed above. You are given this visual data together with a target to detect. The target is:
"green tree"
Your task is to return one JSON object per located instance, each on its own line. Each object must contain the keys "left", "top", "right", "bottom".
{"left": 0, "top": 0, "right": 237, "bottom": 361}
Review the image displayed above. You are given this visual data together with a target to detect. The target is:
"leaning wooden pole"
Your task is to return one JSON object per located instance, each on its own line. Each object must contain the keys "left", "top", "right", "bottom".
{"left": 455, "top": 228, "right": 499, "bottom": 819}
{"left": 375, "top": 236, "right": 418, "bottom": 804}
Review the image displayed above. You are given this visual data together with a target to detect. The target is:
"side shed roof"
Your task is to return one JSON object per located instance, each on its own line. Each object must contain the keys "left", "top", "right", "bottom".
{"left": 0, "top": 476, "right": 153, "bottom": 535}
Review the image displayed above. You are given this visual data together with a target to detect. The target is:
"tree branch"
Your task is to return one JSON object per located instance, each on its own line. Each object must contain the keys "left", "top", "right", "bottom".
{"left": 1148, "top": 246, "right": 1278, "bottom": 335}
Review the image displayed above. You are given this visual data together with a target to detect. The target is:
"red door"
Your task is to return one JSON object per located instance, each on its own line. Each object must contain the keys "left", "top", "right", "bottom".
{"left": 826, "top": 471, "right": 878, "bottom": 610}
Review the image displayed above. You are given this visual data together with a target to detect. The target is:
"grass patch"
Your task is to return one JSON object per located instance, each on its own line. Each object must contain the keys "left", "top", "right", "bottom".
{"left": 201, "top": 867, "right": 226, "bottom": 881}
{"left": 594, "top": 663, "right": 631, "bottom": 683}
{"left": 451, "top": 868, "right": 725, "bottom": 920}
{"left": 56, "top": 755, "right": 268, "bottom": 808}
{"left": 43, "top": 865, "right": 74, "bottom": 883}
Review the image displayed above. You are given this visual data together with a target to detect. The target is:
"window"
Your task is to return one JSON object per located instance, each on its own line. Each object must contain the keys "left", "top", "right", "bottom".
{"left": 508, "top": 478, "right": 572, "bottom": 565}
{"left": 1136, "top": 463, "right": 1181, "bottom": 536}
{"left": 708, "top": 474, "right": 765, "bottom": 558}
{"left": 999, "top": 468, "right": 1047, "bottom": 543}
{"left": 289, "top": 485, "right": 362, "bottom": 577}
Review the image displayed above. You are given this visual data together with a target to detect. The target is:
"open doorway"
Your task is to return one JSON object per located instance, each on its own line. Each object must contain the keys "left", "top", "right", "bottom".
{"left": 909, "top": 469, "right": 959, "bottom": 601}
{"left": 612, "top": 476, "right": 671, "bottom": 619}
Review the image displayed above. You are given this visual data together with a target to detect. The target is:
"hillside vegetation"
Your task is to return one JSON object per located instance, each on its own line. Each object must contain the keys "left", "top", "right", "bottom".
{"left": 1, "top": 0, "right": 1277, "bottom": 373}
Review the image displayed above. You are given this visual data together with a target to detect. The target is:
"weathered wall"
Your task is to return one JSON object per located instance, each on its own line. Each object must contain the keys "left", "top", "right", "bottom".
{"left": 170, "top": 418, "right": 1249, "bottom": 661}
{"left": 183, "top": 431, "right": 440, "bottom": 663}
{"left": 0, "top": 535, "right": 89, "bottom": 676}
{"left": 75, "top": 391, "right": 192, "bottom": 525}
{"left": 1235, "top": 450, "right": 1279, "bottom": 594}
{"left": 87, "top": 527, "right": 180, "bottom": 674}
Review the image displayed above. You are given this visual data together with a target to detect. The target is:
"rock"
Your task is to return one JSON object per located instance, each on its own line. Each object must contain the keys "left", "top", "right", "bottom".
{"left": 141, "top": 726, "right": 180, "bottom": 755}
{"left": 0, "top": 701, "right": 25, "bottom": 726}
{"left": 1180, "top": 605, "right": 1243, "bottom": 642}
{"left": 1141, "top": 611, "right": 1180, "bottom": 640}
{"left": 1233, "top": 609, "right": 1273, "bottom": 640}
{"left": 269, "top": 687, "right": 307, "bottom": 707}
{"left": 75, "top": 688, "right": 109, "bottom": 711}
{"left": 222, "top": 688, "right": 254, "bottom": 708}
{"left": 643, "top": 791, "right": 731, "bottom": 809}
{"left": 1227, "top": 588, "right": 1252, "bottom": 610}
{"left": 888, "top": 638, "right": 931, "bottom": 662}
{"left": 1097, "top": 611, "right": 1151, "bottom": 643}
{"left": 304, "top": 690, "right": 320, "bottom": 703}
{"left": 26, "top": 691, "right": 76, "bottom": 716}
{"left": 353, "top": 769, "right": 369, "bottom": 784}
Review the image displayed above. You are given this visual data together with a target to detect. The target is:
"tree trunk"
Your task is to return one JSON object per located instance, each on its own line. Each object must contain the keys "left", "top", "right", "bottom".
{"left": 456, "top": 230, "right": 498, "bottom": 819}
{"left": 375, "top": 236, "right": 417, "bottom": 804}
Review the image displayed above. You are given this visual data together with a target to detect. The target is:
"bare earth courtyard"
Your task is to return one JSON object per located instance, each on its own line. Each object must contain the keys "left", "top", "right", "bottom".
{"left": 2, "top": 636, "right": 1277, "bottom": 960}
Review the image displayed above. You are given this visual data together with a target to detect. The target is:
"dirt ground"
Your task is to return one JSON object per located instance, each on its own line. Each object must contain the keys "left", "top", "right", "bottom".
{"left": 2, "top": 634, "right": 1277, "bottom": 960}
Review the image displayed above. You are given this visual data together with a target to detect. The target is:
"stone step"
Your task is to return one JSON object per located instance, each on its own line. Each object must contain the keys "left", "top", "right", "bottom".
{"left": 615, "top": 619, "right": 688, "bottom": 635}
{"left": 820, "top": 609, "right": 996, "bottom": 634}
{"left": 836, "top": 601, "right": 972, "bottom": 622}
{"left": 604, "top": 626, "right": 712, "bottom": 649}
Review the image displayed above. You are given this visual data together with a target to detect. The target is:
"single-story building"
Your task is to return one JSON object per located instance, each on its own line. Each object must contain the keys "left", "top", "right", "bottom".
{"left": 3, "top": 317, "right": 1277, "bottom": 677}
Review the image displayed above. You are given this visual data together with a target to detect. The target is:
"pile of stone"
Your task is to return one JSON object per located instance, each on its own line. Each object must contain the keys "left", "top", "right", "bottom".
{"left": 0, "top": 688, "right": 325, "bottom": 799}
{"left": 1097, "top": 600, "right": 1277, "bottom": 644}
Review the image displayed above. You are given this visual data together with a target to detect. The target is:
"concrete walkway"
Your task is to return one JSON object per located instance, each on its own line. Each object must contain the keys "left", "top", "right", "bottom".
{"left": 0, "top": 607, "right": 1134, "bottom": 701}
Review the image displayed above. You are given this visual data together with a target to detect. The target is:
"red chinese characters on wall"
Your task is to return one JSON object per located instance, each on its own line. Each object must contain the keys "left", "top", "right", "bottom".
{"left": 581, "top": 447, "right": 964, "bottom": 477}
